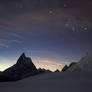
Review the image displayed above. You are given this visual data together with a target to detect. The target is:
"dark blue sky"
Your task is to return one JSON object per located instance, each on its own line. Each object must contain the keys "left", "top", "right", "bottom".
{"left": 0, "top": 0, "right": 92, "bottom": 71}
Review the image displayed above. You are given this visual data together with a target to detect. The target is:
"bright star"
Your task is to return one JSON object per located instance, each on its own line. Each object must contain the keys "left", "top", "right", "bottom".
{"left": 49, "top": 10, "right": 53, "bottom": 14}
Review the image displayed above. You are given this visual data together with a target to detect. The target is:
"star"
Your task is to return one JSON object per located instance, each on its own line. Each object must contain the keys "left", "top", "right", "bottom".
{"left": 84, "top": 27, "right": 88, "bottom": 31}
{"left": 64, "top": 4, "right": 68, "bottom": 8}
{"left": 49, "top": 10, "right": 53, "bottom": 14}
{"left": 81, "top": 25, "right": 88, "bottom": 31}
{"left": 65, "top": 23, "right": 69, "bottom": 27}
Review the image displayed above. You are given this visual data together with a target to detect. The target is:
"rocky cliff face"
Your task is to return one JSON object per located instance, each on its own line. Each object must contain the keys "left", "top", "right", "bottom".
{"left": 3, "top": 53, "right": 38, "bottom": 80}
{"left": 67, "top": 51, "right": 92, "bottom": 72}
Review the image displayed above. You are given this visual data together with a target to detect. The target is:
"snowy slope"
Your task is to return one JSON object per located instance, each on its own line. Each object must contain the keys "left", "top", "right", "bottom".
{"left": 68, "top": 51, "right": 92, "bottom": 72}
{"left": 0, "top": 72, "right": 92, "bottom": 92}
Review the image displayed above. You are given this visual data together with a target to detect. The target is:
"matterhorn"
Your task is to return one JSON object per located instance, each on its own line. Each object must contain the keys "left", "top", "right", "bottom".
{"left": 3, "top": 53, "right": 38, "bottom": 80}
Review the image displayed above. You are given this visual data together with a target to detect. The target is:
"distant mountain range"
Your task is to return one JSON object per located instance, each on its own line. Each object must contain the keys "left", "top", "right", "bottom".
{"left": 0, "top": 51, "right": 92, "bottom": 82}
{"left": 0, "top": 53, "right": 51, "bottom": 82}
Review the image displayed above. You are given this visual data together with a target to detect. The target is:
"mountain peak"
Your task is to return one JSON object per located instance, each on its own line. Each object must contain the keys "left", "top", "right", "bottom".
{"left": 20, "top": 53, "right": 26, "bottom": 58}
{"left": 16, "top": 52, "right": 26, "bottom": 65}
{"left": 4, "top": 52, "right": 37, "bottom": 80}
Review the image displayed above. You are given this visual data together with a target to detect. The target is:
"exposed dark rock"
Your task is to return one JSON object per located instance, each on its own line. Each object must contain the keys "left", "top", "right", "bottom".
{"left": 3, "top": 53, "right": 38, "bottom": 80}
{"left": 68, "top": 62, "right": 77, "bottom": 68}
{"left": 62, "top": 65, "right": 69, "bottom": 72}
{"left": 62, "top": 62, "right": 77, "bottom": 72}
{"left": 38, "top": 68, "right": 52, "bottom": 74}
{"left": 55, "top": 69, "right": 60, "bottom": 72}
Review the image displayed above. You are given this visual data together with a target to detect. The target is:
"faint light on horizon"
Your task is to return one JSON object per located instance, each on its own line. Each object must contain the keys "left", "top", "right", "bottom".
{"left": 32, "top": 58, "right": 70, "bottom": 71}
{"left": 0, "top": 57, "right": 70, "bottom": 72}
{"left": 0, "top": 58, "right": 16, "bottom": 71}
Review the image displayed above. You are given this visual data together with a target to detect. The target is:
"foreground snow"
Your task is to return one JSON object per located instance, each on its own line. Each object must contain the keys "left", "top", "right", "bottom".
{"left": 0, "top": 72, "right": 92, "bottom": 92}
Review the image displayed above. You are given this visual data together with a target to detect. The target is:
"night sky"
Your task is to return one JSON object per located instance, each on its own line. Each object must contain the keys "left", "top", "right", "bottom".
{"left": 0, "top": 0, "right": 92, "bottom": 71}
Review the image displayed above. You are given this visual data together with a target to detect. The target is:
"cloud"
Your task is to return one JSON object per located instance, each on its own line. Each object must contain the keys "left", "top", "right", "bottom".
{"left": 0, "top": 53, "right": 70, "bottom": 71}
{"left": 39, "top": 59, "right": 63, "bottom": 66}
{"left": 0, "top": 39, "right": 21, "bottom": 48}
{"left": 0, "top": 7, "right": 92, "bottom": 36}
{"left": 0, "top": 0, "right": 91, "bottom": 43}
{"left": 0, "top": 0, "right": 92, "bottom": 29}
{"left": 0, "top": 31, "right": 23, "bottom": 48}
{"left": 26, "top": 49, "right": 71, "bottom": 71}
{"left": 31, "top": 55, "right": 70, "bottom": 71}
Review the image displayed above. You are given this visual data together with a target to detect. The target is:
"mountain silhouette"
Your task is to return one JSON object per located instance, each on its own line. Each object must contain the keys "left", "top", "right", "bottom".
{"left": 3, "top": 53, "right": 38, "bottom": 80}
{"left": 0, "top": 51, "right": 92, "bottom": 82}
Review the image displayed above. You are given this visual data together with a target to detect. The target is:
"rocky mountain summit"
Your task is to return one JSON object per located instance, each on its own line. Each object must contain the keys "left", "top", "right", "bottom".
{"left": 0, "top": 53, "right": 52, "bottom": 82}
{"left": 3, "top": 53, "right": 38, "bottom": 80}
{"left": 66, "top": 51, "right": 92, "bottom": 72}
